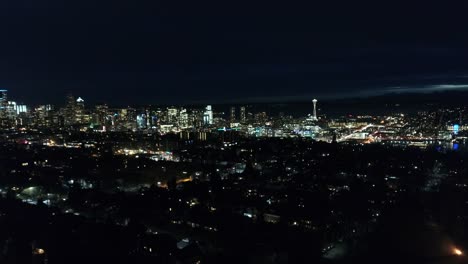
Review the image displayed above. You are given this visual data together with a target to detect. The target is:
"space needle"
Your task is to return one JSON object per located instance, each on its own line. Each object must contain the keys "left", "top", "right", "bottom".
{"left": 312, "top": 99, "right": 318, "bottom": 121}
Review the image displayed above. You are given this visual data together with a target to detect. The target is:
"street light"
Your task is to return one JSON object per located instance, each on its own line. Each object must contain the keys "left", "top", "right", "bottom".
{"left": 453, "top": 248, "right": 463, "bottom": 256}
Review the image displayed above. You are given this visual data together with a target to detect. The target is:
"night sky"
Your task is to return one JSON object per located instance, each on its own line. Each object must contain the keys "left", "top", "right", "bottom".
{"left": 1, "top": 1, "right": 468, "bottom": 105}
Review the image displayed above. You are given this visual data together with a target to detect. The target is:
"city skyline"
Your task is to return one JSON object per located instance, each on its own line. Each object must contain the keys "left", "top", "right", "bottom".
{"left": 0, "top": 86, "right": 466, "bottom": 146}
{"left": 0, "top": 88, "right": 467, "bottom": 263}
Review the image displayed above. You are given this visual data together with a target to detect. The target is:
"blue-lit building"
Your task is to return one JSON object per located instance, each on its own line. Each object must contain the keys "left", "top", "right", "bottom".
{"left": 453, "top": 124, "right": 459, "bottom": 135}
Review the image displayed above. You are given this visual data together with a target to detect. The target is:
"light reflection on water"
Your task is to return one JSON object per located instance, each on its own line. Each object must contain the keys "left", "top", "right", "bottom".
{"left": 437, "top": 141, "right": 468, "bottom": 152}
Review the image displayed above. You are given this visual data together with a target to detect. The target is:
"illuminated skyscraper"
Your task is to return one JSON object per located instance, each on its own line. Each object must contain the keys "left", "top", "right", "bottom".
{"left": 203, "top": 105, "right": 213, "bottom": 125}
{"left": 179, "top": 108, "right": 189, "bottom": 128}
{"left": 75, "top": 97, "right": 85, "bottom": 123}
{"left": 73, "top": 97, "right": 90, "bottom": 124}
{"left": 63, "top": 94, "right": 88, "bottom": 126}
{"left": 146, "top": 109, "right": 152, "bottom": 128}
{"left": 16, "top": 104, "right": 28, "bottom": 115}
{"left": 35, "top": 104, "right": 53, "bottom": 127}
{"left": 191, "top": 109, "right": 204, "bottom": 127}
{"left": 167, "top": 107, "right": 178, "bottom": 124}
{"left": 230, "top": 106, "right": 236, "bottom": 122}
{"left": 95, "top": 104, "right": 109, "bottom": 127}
{"left": 240, "top": 106, "right": 246, "bottom": 123}
{"left": 137, "top": 114, "right": 146, "bottom": 129}
{"left": 7, "top": 101, "right": 17, "bottom": 119}
{"left": 312, "top": 99, "right": 318, "bottom": 121}
{"left": 64, "top": 94, "right": 77, "bottom": 126}
{"left": 124, "top": 107, "right": 136, "bottom": 130}
{"left": 0, "top": 90, "right": 8, "bottom": 119}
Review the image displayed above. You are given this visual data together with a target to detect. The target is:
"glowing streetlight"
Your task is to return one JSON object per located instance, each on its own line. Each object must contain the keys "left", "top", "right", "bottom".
{"left": 454, "top": 248, "right": 463, "bottom": 256}
{"left": 33, "top": 248, "right": 45, "bottom": 255}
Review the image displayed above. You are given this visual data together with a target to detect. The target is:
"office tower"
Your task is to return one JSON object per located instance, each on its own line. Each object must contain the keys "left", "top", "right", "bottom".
{"left": 150, "top": 111, "right": 158, "bottom": 128}
{"left": 179, "top": 108, "right": 189, "bottom": 128}
{"left": 7, "top": 101, "right": 17, "bottom": 119}
{"left": 203, "top": 105, "right": 213, "bottom": 125}
{"left": 0, "top": 90, "right": 8, "bottom": 118}
{"left": 312, "top": 99, "right": 318, "bottom": 121}
{"left": 137, "top": 113, "right": 147, "bottom": 130}
{"left": 75, "top": 97, "right": 86, "bottom": 124}
{"left": 95, "top": 104, "right": 109, "bottom": 127}
{"left": 14, "top": 104, "right": 29, "bottom": 127}
{"left": 190, "top": 109, "right": 204, "bottom": 128}
{"left": 240, "top": 106, "right": 246, "bottom": 123}
{"left": 115, "top": 108, "right": 126, "bottom": 129}
{"left": 126, "top": 107, "right": 137, "bottom": 130}
{"left": 145, "top": 109, "right": 151, "bottom": 128}
{"left": 16, "top": 104, "right": 28, "bottom": 115}
{"left": 35, "top": 105, "right": 53, "bottom": 127}
{"left": 230, "top": 106, "right": 236, "bottom": 122}
{"left": 0, "top": 90, "right": 7, "bottom": 100}
{"left": 167, "top": 107, "right": 178, "bottom": 124}
{"left": 64, "top": 94, "right": 76, "bottom": 125}
{"left": 153, "top": 109, "right": 162, "bottom": 127}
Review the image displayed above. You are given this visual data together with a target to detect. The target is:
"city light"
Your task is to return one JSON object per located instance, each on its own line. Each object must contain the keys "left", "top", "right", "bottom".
{"left": 454, "top": 248, "right": 463, "bottom": 256}
{"left": 0, "top": 90, "right": 466, "bottom": 261}
{"left": 33, "top": 248, "right": 45, "bottom": 255}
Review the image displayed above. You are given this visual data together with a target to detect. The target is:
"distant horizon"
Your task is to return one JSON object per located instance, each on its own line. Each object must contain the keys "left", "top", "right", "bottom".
{"left": 6, "top": 84, "right": 468, "bottom": 107}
